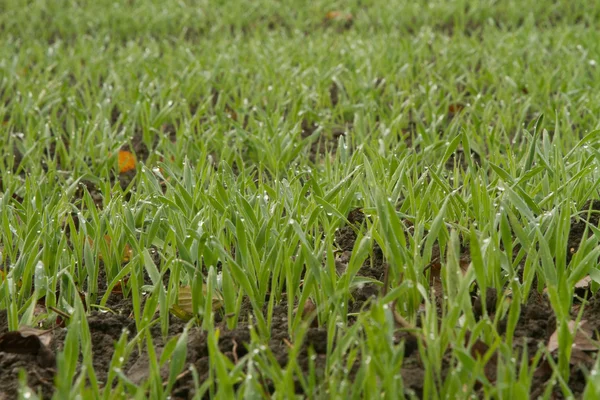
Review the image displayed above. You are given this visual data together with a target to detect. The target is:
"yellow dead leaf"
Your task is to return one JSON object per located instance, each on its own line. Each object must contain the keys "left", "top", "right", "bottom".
{"left": 169, "top": 304, "right": 193, "bottom": 321}
{"left": 169, "top": 285, "right": 223, "bottom": 320}
{"left": 118, "top": 150, "right": 136, "bottom": 173}
{"left": 325, "top": 11, "right": 353, "bottom": 22}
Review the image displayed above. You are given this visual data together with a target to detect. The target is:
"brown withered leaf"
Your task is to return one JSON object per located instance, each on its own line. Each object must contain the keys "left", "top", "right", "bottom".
{"left": 448, "top": 103, "right": 465, "bottom": 114}
{"left": 87, "top": 235, "right": 133, "bottom": 263}
{"left": 111, "top": 277, "right": 130, "bottom": 295}
{"left": 570, "top": 347, "right": 595, "bottom": 366}
{"left": 324, "top": 11, "right": 353, "bottom": 29}
{"left": 169, "top": 285, "right": 223, "bottom": 321}
{"left": 301, "top": 299, "right": 317, "bottom": 319}
{"left": 548, "top": 320, "right": 597, "bottom": 366}
{"left": 0, "top": 328, "right": 50, "bottom": 350}
{"left": 325, "top": 11, "right": 353, "bottom": 21}
{"left": 293, "top": 299, "right": 318, "bottom": 327}
{"left": 427, "top": 251, "right": 470, "bottom": 296}
{"left": 0, "top": 327, "right": 55, "bottom": 367}
{"left": 224, "top": 104, "right": 238, "bottom": 121}
{"left": 535, "top": 320, "right": 598, "bottom": 382}
{"left": 334, "top": 250, "right": 351, "bottom": 275}
{"left": 572, "top": 275, "right": 594, "bottom": 302}
{"left": 575, "top": 275, "right": 592, "bottom": 290}
{"left": 465, "top": 332, "right": 498, "bottom": 383}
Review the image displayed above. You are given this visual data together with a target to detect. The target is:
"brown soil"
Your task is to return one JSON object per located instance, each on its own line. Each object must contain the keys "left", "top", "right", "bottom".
{"left": 0, "top": 298, "right": 332, "bottom": 399}
{"left": 172, "top": 302, "right": 329, "bottom": 399}
{"left": 331, "top": 202, "right": 600, "bottom": 398}
{"left": 334, "top": 208, "right": 386, "bottom": 313}
{"left": 72, "top": 179, "right": 104, "bottom": 209}
{"left": 567, "top": 200, "right": 600, "bottom": 263}
{"left": 3, "top": 198, "right": 600, "bottom": 398}
{"left": 445, "top": 147, "right": 482, "bottom": 171}
{"left": 0, "top": 310, "right": 56, "bottom": 398}
{"left": 301, "top": 119, "right": 349, "bottom": 163}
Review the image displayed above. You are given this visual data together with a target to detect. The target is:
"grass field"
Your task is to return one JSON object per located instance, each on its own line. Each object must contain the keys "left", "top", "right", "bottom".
{"left": 2, "top": 0, "right": 600, "bottom": 398}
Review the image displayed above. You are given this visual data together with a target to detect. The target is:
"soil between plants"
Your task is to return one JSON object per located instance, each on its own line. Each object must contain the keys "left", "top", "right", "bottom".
{"left": 1, "top": 205, "right": 599, "bottom": 398}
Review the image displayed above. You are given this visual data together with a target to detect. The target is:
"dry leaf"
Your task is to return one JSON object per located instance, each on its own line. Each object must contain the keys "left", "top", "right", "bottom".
{"left": 427, "top": 252, "right": 469, "bottom": 296}
{"left": 571, "top": 348, "right": 595, "bottom": 366}
{"left": 325, "top": 11, "right": 341, "bottom": 20}
{"left": 547, "top": 320, "right": 597, "bottom": 361}
{"left": 574, "top": 275, "right": 594, "bottom": 302}
{"left": 169, "top": 285, "right": 223, "bottom": 320}
{"left": 301, "top": 299, "right": 316, "bottom": 318}
{"left": 464, "top": 332, "right": 498, "bottom": 383}
{"left": 118, "top": 150, "right": 136, "bottom": 173}
{"left": 448, "top": 103, "right": 465, "bottom": 114}
{"left": 111, "top": 277, "right": 130, "bottom": 295}
{"left": 325, "top": 11, "right": 352, "bottom": 21}
{"left": 334, "top": 251, "right": 351, "bottom": 274}
{"left": 547, "top": 319, "right": 597, "bottom": 368}
{"left": 324, "top": 11, "right": 353, "bottom": 28}
{"left": 169, "top": 304, "right": 193, "bottom": 321}
{"left": 225, "top": 104, "right": 238, "bottom": 121}
{"left": 575, "top": 275, "right": 592, "bottom": 289}
{"left": 293, "top": 299, "right": 318, "bottom": 326}
{"left": 87, "top": 235, "right": 133, "bottom": 263}
{"left": 470, "top": 338, "right": 490, "bottom": 359}
{"left": 0, "top": 327, "right": 55, "bottom": 367}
